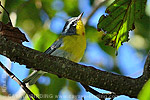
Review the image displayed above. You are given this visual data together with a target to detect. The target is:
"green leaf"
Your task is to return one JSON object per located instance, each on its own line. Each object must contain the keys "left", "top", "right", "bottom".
{"left": 138, "top": 79, "right": 150, "bottom": 100}
{"left": 97, "top": 0, "right": 147, "bottom": 51}
{"left": 25, "top": 84, "right": 40, "bottom": 100}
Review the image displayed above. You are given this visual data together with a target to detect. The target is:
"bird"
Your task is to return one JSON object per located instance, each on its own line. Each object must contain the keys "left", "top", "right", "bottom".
{"left": 23, "top": 12, "right": 86, "bottom": 85}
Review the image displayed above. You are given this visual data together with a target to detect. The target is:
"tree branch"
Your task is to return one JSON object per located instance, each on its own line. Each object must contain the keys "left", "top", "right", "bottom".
{"left": 81, "top": 83, "right": 117, "bottom": 100}
{"left": 0, "top": 61, "right": 40, "bottom": 100}
{"left": 84, "top": 0, "right": 107, "bottom": 26}
{"left": 0, "top": 36, "right": 150, "bottom": 98}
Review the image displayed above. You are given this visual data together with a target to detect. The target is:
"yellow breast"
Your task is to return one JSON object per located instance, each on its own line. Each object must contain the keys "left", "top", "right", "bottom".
{"left": 59, "top": 35, "right": 86, "bottom": 63}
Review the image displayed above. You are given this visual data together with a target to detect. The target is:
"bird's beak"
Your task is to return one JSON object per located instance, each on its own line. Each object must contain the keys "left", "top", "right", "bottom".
{"left": 78, "top": 12, "right": 84, "bottom": 20}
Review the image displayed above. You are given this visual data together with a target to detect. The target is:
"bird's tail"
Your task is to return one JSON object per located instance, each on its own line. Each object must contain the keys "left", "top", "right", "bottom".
{"left": 23, "top": 70, "right": 45, "bottom": 85}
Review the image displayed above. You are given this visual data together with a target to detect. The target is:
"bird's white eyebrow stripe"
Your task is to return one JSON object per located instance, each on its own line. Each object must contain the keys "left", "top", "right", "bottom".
{"left": 64, "top": 18, "right": 77, "bottom": 33}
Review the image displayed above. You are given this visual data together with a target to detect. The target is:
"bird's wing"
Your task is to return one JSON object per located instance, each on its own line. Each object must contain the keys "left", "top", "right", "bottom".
{"left": 44, "top": 36, "right": 63, "bottom": 54}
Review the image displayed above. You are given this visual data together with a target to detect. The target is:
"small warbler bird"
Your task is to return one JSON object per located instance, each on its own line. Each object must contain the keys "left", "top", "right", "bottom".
{"left": 23, "top": 13, "right": 86, "bottom": 85}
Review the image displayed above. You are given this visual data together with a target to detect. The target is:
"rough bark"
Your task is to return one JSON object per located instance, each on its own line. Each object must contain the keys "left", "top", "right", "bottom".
{"left": 0, "top": 36, "right": 150, "bottom": 98}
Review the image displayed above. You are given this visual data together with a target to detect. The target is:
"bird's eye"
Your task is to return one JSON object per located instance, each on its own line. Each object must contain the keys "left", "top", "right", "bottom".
{"left": 73, "top": 23, "right": 76, "bottom": 26}
{"left": 72, "top": 21, "right": 77, "bottom": 26}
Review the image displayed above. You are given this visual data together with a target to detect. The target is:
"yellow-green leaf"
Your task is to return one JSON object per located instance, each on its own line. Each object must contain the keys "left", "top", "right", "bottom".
{"left": 25, "top": 84, "right": 40, "bottom": 100}
{"left": 97, "top": 0, "right": 147, "bottom": 52}
{"left": 138, "top": 79, "right": 150, "bottom": 100}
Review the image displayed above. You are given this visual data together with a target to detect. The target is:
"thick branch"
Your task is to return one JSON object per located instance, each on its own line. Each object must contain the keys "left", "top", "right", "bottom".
{"left": 0, "top": 36, "right": 149, "bottom": 98}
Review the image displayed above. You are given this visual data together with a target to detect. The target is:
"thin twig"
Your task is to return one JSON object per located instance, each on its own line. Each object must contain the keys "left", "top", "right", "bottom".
{"left": 0, "top": 62, "right": 40, "bottom": 100}
{"left": 0, "top": 1, "right": 12, "bottom": 26}
{"left": 84, "top": 0, "right": 108, "bottom": 26}
{"left": 82, "top": 97, "right": 85, "bottom": 100}
{"left": 81, "top": 83, "right": 117, "bottom": 100}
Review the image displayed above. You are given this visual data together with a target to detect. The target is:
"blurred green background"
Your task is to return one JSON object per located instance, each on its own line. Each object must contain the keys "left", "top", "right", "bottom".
{"left": 0, "top": 0, "right": 150, "bottom": 100}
